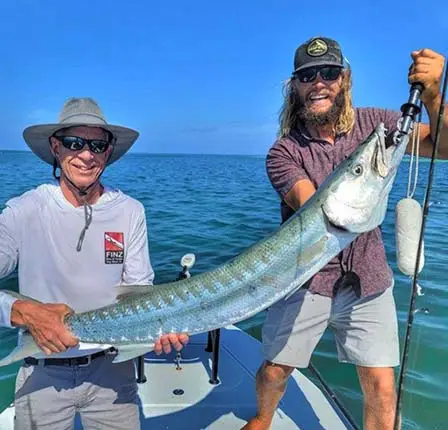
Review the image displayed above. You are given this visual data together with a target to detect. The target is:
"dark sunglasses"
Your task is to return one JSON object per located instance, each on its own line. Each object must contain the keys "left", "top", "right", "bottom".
{"left": 55, "top": 135, "right": 110, "bottom": 154}
{"left": 295, "top": 66, "right": 343, "bottom": 83}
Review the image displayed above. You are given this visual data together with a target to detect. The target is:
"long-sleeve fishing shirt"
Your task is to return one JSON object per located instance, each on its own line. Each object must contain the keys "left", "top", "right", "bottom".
{"left": 0, "top": 181, "right": 154, "bottom": 357}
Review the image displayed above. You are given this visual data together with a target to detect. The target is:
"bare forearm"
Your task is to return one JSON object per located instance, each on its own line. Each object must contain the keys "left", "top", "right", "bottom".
{"left": 284, "top": 179, "right": 316, "bottom": 210}
{"left": 425, "top": 94, "right": 448, "bottom": 158}
{"left": 407, "top": 48, "right": 447, "bottom": 159}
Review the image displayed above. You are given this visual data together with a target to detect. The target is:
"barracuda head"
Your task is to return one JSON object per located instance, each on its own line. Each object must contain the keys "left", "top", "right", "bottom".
{"left": 322, "top": 122, "right": 408, "bottom": 233}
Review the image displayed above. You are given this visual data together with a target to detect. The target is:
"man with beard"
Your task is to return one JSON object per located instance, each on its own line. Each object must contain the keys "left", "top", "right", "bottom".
{"left": 243, "top": 37, "right": 447, "bottom": 430}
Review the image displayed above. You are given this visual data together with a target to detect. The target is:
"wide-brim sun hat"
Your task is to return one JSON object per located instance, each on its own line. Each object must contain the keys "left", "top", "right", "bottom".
{"left": 23, "top": 97, "right": 140, "bottom": 166}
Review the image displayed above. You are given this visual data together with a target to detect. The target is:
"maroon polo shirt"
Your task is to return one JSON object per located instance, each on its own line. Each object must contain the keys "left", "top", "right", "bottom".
{"left": 266, "top": 107, "right": 402, "bottom": 298}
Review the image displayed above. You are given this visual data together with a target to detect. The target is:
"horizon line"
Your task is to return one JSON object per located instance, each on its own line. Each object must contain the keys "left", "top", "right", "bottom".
{"left": 0, "top": 148, "right": 266, "bottom": 157}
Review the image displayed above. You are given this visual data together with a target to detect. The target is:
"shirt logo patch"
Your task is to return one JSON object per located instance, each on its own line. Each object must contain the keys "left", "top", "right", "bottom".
{"left": 105, "top": 232, "right": 124, "bottom": 264}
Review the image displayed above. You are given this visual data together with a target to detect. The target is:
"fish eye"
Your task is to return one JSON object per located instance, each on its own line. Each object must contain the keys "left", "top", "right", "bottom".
{"left": 352, "top": 164, "right": 363, "bottom": 176}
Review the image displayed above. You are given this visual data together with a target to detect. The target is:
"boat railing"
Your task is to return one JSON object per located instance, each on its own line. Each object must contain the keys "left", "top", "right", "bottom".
{"left": 135, "top": 327, "right": 221, "bottom": 386}
{"left": 205, "top": 328, "right": 221, "bottom": 385}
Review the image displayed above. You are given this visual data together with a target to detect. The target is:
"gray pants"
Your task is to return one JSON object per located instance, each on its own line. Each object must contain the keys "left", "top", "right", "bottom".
{"left": 262, "top": 285, "right": 400, "bottom": 368}
{"left": 14, "top": 353, "right": 139, "bottom": 430}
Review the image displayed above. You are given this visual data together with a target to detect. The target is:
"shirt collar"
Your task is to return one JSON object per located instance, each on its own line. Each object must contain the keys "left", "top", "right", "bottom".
{"left": 291, "top": 123, "right": 344, "bottom": 145}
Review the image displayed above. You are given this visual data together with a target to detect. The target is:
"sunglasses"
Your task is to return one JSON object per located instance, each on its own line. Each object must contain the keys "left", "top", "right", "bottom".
{"left": 295, "top": 66, "right": 343, "bottom": 83}
{"left": 55, "top": 135, "right": 110, "bottom": 154}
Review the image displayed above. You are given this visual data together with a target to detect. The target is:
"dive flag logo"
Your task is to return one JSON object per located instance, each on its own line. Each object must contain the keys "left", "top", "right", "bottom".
{"left": 105, "top": 232, "right": 124, "bottom": 264}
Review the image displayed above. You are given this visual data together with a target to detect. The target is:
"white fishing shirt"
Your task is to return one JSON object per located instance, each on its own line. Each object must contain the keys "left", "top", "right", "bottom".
{"left": 0, "top": 181, "right": 154, "bottom": 358}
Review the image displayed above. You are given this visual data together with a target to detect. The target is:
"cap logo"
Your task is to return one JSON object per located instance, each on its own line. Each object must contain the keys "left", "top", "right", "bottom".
{"left": 307, "top": 39, "right": 328, "bottom": 57}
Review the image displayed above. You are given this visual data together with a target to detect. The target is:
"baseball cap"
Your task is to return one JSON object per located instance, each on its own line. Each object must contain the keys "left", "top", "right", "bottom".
{"left": 293, "top": 36, "right": 344, "bottom": 73}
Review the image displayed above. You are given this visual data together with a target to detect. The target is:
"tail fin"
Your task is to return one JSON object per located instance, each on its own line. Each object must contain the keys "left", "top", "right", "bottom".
{"left": 0, "top": 331, "right": 40, "bottom": 367}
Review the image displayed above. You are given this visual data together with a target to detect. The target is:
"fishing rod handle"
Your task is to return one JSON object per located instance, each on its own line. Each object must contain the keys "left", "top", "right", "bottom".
{"left": 399, "top": 82, "right": 424, "bottom": 135}
{"left": 409, "top": 82, "right": 424, "bottom": 105}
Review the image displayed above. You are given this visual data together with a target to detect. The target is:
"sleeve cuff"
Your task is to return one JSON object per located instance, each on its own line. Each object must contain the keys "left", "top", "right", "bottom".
{"left": 0, "top": 293, "right": 18, "bottom": 328}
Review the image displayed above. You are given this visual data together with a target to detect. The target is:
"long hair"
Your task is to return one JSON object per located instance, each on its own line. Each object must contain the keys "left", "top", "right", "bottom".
{"left": 278, "top": 69, "right": 355, "bottom": 138}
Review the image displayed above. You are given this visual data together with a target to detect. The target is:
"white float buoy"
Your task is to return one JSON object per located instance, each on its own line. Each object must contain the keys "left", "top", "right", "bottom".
{"left": 395, "top": 197, "right": 425, "bottom": 276}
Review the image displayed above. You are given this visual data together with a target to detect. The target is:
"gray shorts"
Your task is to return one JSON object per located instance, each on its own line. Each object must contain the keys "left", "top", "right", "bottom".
{"left": 14, "top": 352, "right": 139, "bottom": 430}
{"left": 262, "top": 285, "right": 399, "bottom": 368}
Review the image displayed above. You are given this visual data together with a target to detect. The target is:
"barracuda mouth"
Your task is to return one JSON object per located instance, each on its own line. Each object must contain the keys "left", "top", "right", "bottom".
{"left": 322, "top": 210, "right": 350, "bottom": 232}
{"left": 382, "top": 127, "right": 410, "bottom": 176}
{"left": 329, "top": 222, "right": 350, "bottom": 232}
{"left": 371, "top": 124, "right": 391, "bottom": 178}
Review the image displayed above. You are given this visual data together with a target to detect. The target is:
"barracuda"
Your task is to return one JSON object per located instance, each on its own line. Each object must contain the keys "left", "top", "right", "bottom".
{"left": 0, "top": 122, "right": 409, "bottom": 366}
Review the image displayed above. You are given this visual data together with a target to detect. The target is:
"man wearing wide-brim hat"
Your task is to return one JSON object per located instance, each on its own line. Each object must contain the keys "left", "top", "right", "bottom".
{"left": 0, "top": 98, "right": 189, "bottom": 429}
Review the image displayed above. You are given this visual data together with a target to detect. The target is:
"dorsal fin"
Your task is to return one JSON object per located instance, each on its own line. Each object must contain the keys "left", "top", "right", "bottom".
{"left": 115, "top": 285, "right": 152, "bottom": 302}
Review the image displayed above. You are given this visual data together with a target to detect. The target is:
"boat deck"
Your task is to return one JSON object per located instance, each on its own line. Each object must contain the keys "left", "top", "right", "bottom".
{"left": 0, "top": 326, "right": 354, "bottom": 429}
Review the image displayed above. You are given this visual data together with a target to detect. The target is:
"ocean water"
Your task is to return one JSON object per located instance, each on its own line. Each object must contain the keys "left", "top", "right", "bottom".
{"left": 0, "top": 150, "right": 447, "bottom": 429}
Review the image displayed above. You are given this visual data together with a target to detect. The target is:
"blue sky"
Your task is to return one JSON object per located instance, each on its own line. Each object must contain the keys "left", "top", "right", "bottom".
{"left": 0, "top": 0, "right": 446, "bottom": 155}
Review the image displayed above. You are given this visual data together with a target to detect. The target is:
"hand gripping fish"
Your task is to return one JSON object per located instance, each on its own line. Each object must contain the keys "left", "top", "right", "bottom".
{"left": 0, "top": 123, "right": 409, "bottom": 366}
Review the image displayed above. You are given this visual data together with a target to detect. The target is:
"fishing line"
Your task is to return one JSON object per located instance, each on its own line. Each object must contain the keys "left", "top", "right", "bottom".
{"left": 395, "top": 103, "right": 426, "bottom": 277}
{"left": 394, "top": 58, "right": 448, "bottom": 430}
{"left": 406, "top": 108, "right": 421, "bottom": 199}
